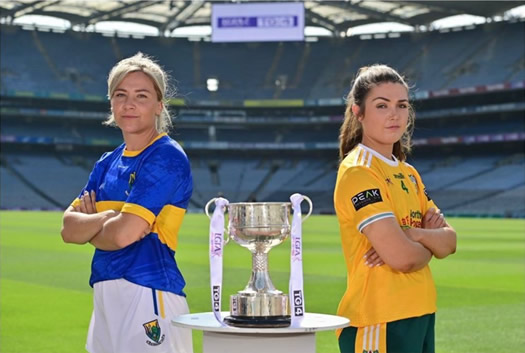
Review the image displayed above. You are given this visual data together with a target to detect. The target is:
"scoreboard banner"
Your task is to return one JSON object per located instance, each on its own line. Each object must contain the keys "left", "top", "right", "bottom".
{"left": 212, "top": 2, "right": 304, "bottom": 43}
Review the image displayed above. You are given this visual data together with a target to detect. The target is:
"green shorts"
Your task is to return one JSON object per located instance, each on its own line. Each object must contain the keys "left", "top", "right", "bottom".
{"left": 339, "top": 313, "right": 435, "bottom": 353}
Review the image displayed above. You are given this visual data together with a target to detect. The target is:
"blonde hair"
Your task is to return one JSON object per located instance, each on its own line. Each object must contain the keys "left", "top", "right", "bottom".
{"left": 104, "top": 52, "right": 173, "bottom": 133}
{"left": 339, "top": 64, "right": 415, "bottom": 162}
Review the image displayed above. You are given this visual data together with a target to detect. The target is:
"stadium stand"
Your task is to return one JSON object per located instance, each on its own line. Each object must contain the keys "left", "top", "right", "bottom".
{"left": 2, "top": 21, "right": 524, "bottom": 101}
{"left": 1, "top": 18, "right": 524, "bottom": 217}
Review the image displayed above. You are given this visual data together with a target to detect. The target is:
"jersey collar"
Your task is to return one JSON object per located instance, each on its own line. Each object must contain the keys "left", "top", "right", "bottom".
{"left": 123, "top": 133, "right": 167, "bottom": 157}
{"left": 358, "top": 143, "right": 399, "bottom": 167}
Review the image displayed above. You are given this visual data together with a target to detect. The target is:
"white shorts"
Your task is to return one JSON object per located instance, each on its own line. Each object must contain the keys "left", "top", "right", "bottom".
{"left": 86, "top": 279, "right": 193, "bottom": 353}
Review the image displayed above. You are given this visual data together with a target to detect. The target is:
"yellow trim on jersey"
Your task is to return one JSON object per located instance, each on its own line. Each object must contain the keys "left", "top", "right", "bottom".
{"left": 121, "top": 203, "right": 156, "bottom": 225}
{"left": 158, "top": 290, "right": 166, "bottom": 319}
{"left": 153, "top": 205, "right": 186, "bottom": 251}
{"left": 70, "top": 199, "right": 185, "bottom": 250}
{"left": 123, "top": 133, "right": 167, "bottom": 157}
{"left": 96, "top": 201, "right": 125, "bottom": 212}
{"left": 71, "top": 199, "right": 126, "bottom": 212}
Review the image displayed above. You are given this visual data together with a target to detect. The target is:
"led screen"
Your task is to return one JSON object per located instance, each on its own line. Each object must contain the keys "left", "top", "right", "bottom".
{"left": 212, "top": 2, "right": 305, "bottom": 42}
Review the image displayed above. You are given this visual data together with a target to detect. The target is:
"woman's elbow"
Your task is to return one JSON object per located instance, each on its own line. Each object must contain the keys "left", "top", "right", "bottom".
{"left": 60, "top": 226, "right": 72, "bottom": 243}
{"left": 60, "top": 225, "right": 83, "bottom": 244}
{"left": 112, "top": 235, "right": 134, "bottom": 249}
{"left": 435, "top": 243, "right": 457, "bottom": 259}
{"left": 386, "top": 258, "right": 420, "bottom": 273}
{"left": 61, "top": 213, "right": 75, "bottom": 243}
{"left": 394, "top": 262, "right": 419, "bottom": 273}
{"left": 437, "top": 230, "right": 457, "bottom": 258}
{"left": 108, "top": 229, "right": 138, "bottom": 249}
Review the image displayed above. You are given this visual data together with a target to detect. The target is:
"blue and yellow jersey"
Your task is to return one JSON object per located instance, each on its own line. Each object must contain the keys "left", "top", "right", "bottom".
{"left": 71, "top": 133, "right": 193, "bottom": 296}
{"left": 334, "top": 144, "right": 437, "bottom": 328}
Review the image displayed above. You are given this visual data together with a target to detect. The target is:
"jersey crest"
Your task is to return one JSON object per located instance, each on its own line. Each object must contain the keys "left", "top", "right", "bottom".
{"left": 143, "top": 319, "right": 165, "bottom": 346}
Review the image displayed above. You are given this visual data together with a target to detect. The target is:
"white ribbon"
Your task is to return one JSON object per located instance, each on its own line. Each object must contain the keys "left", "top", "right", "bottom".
{"left": 289, "top": 193, "right": 305, "bottom": 327}
{"left": 209, "top": 197, "right": 229, "bottom": 325}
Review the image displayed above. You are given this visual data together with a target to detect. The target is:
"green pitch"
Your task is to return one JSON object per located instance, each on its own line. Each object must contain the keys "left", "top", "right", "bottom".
{"left": 1, "top": 211, "right": 524, "bottom": 353}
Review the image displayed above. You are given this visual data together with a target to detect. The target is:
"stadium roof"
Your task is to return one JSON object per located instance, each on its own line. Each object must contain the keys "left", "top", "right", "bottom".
{"left": 0, "top": 0, "right": 523, "bottom": 36}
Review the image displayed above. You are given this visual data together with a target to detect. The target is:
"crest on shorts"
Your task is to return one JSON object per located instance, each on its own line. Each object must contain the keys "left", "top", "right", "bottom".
{"left": 143, "top": 319, "right": 165, "bottom": 346}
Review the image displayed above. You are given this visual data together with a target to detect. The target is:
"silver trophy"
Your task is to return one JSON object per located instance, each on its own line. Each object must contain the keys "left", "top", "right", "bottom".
{"left": 206, "top": 197, "right": 312, "bottom": 328}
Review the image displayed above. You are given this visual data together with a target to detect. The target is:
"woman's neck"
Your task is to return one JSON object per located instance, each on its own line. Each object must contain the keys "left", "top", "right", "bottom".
{"left": 360, "top": 137, "right": 393, "bottom": 160}
{"left": 123, "top": 129, "right": 158, "bottom": 152}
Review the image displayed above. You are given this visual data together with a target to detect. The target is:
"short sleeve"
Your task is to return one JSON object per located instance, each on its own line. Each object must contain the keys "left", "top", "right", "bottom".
{"left": 335, "top": 166, "right": 395, "bottom": 233}
{"left": 70, "top": 155, "right": 107, "bottom": 208}
{"left": 121, "top": 146, "right": 192, "bottom": 225}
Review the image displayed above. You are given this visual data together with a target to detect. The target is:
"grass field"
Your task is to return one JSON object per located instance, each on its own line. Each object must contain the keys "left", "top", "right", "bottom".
{"left": 1, "top": 211, "right": 524, "bottom": 353}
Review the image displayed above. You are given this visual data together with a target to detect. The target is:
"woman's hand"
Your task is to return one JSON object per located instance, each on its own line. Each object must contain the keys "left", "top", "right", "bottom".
{"left": 74, "top": 190, "right": 97, "bottom": 214}
{"left": 61, "top": 190, "right": 118, "bottom": 244}
{"left": 364, "top": 247, "right": 385, "bottom": 267}
{"left": 422, "top": 207, "right": 446, "bottom": 229}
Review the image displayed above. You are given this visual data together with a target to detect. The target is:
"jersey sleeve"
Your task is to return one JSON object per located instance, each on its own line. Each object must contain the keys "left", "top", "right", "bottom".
{"left": 70, "top": 154, "right": 107, "bottom": 208}
{"left": 121, "top": 146, "right": 193, "bottom": 225}
{"left": 335, "top": 166, "right": 396, "bottom": 233}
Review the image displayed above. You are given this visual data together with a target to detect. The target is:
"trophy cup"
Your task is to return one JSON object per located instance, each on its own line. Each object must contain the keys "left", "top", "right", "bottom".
{"left": 206, "top": 195, "right": 312, "bottom": 328}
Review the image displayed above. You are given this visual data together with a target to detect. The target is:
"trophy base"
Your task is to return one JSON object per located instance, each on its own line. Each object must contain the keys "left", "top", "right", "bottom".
{"left": 224, "top": 315, "right": 291, "bottom": 328}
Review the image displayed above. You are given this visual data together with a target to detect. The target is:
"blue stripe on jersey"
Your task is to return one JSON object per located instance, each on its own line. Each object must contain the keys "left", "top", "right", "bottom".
{"left": 152, "top": 288, "right": 159, "bottom": 316}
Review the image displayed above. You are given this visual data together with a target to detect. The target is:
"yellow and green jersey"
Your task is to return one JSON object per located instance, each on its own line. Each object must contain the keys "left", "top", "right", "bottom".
{"left": 334, "top": 143, "right": 437, "bottom": 328}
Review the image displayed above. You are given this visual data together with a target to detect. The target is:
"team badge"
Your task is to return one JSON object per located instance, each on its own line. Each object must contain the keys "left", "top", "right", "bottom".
{"left": 143, "top": 319, "right": 165, "bottom": 346}
{"left": 408, "top": 174, "right": 418, "bottom": 194}
{"left": 125, "top": 172, "right": 136, "bottom": 196}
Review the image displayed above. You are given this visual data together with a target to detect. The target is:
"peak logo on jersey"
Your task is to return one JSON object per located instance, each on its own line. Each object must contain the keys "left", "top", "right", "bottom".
{"left": 143, "top": 319, "right": 165, "bottom": 346}
{"left": 351, "top": 189, "right": 382, "bottom": 211}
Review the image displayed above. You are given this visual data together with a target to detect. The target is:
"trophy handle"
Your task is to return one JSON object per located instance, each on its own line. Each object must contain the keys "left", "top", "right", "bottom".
{"left": 301, "top": 195, "right": 313, "bottom": 222}
{"left": 205, "top": 198, "right": 216, "bottom": 219}
{"left": 205, "top": 198, "right": 230, "bottom": 244}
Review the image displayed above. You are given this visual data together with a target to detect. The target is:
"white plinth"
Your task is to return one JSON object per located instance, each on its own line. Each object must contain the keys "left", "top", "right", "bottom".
{"left": 172, "top": 312, "right": 349, "bottom": 353}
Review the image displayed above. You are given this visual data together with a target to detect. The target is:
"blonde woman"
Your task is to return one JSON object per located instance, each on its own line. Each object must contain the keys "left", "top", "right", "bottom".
{"left": 334, "top": 64, "right": 456, "bottom": 353}
{"left": 61, "top": 53, "right": 193, "bottom": 353}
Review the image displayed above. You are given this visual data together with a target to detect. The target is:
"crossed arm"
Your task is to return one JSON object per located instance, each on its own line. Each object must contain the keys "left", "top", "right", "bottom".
{"left": 61, "top": 191, "right": 151, "bottom": 251}
{"left": 362, "top": 208, "right": 456, "bottom": 273}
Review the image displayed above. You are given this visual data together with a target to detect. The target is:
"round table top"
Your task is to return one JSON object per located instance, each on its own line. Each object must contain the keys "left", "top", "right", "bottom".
{"left": 172, "top": 312, "right": 350, "bottom": 334}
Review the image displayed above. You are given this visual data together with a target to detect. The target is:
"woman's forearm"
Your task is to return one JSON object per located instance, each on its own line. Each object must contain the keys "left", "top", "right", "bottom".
{"left": 61, "top": 208, "right": 118, "bottom": 244}
{"left": 405, "top": 226, "right": 457, "bottom": 259}
{"left": 89, "top": 212, "right": 151, "bottom": 251}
